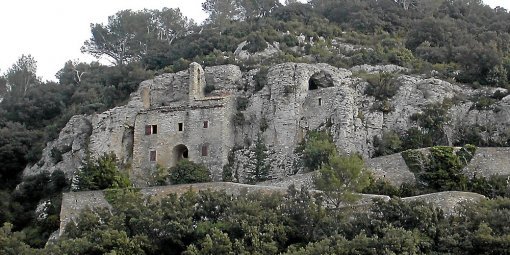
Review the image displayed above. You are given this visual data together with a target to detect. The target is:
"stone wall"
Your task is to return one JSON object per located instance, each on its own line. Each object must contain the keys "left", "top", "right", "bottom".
{"left": 131, "top": 97, "right": 234, "bottom": 186}
{"left": 59, "top": 183, "right": 485, "bottom": 236}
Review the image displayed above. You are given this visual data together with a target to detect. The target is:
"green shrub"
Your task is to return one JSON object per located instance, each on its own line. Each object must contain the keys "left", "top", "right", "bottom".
{"left": 169, "top": 160, "right": 211, "bottom": 184}
{"left": 423, "top": 146, "right": 468, "bottom": 191}
{"left": 246, "top": 135, "right": 271, "bottom": 184}
{"left": 314, "top": 153, "right": 370, "bottom": 205}
{"left": 401, "top": 149, "right": 427, "bottom": 173}
{"left": 76, "top": 152, "right": 131, "bottom": 191}
{"left": 300, "top": 131, "right": 337, "bottom": 172}
{"left": 467, "top": 175, "right": 510, "bottom": 198}
{"left": 245, "top": 33, "right": 267, "bottom": 53}
{"left": 280, "top": 34, "right": 299, "bottom": 47}
{"left": 254, "top": 67, "right": 269, "bottom": 92}
{"left": 373, "top": 131, "right": 403, "bottom": 156}
{"left": 362, "top": 176, "right": 400, "bottom": 197}
{"left": 401, "top": 127, "right": 433, "bottom": 150}
{"left": 361, "top": 72, "right": 400, "bottom": 101}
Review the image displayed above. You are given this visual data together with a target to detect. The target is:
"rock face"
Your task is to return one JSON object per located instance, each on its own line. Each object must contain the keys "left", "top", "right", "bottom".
{"left": 24, "top": 62, "right": 510, "bottom": 186}
{"left": 23, "top": 115, "right": 92, "bottom": 178}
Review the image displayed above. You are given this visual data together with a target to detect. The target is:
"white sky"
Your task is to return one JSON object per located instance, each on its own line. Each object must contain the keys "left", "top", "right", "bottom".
{"left": 0, "top": 0, "right": 509, "bottom": 81}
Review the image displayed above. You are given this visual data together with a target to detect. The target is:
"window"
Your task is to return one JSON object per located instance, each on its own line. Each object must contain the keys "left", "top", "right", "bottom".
{"left": 203, "top": 121, "right": 209, "bottom": 128}
{"left": 145, "top": 125, "right": 157, "bottom": 135}
{"left": 178, "top": 123, "right": 183, "bottom": 131}
{"left": 318, "top": 98, "right": 322, "bottom": 106}
{"left": 201, "top": 144, "right": 208, "bottom": 156}
{"left": 149, "top": 150, "right": 157, "bottom": 162}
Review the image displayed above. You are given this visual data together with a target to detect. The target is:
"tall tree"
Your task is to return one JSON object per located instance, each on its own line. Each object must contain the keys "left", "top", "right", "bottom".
{"left": 314, "top": 154, "right": 370, "bottom": 208}
{"left": 81, "top": 10, "right": 153, "bottom": 66}
{"left": 82, "top": 8, "right": 193, "bottom": 66}
{"left": 202, "top": 0, "right": 242, "bottom": 26}
{"left": 0, "top": 75, "right": 7, "bottom": 100}
{"left": 237, "top": 0, "right": 281, "bottom": 18}
{"left": 154, "top": 8, "right": 194, "bottom": 45}
{"left": 4, "top": 55, "right": 39, "bottom": 98}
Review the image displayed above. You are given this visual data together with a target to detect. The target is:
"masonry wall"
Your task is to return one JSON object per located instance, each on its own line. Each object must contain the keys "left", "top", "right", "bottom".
{"left": 131, "top": 97, "right": 234, "bottom": 186}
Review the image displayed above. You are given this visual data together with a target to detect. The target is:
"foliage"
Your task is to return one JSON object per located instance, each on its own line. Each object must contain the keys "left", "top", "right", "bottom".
{"left": 253, "top": 66, "right": 269, "bottom": 92}
{"left": 402, "top": 102, "right": 452, "bottom": 149}
{"left": 422, "top": 146, "right": 469, "bottom": 191}
{"left": 169, "top": 160, "right": 211, "bottom": 184}
{"left": 6, "top": 185, "right": 510, "bottom": 254}
{"left": 299, "top": 130, "right": 337, "bottom": 172}
{"left": 4, "top": 0, "right": 510, "bottom": 249}
{"left": 373, "top": 130, "right": 403, "bottom": 156}
{"left": 401, "top": 145, "right": 476, "bottom": 192}
{"left": 82, "top": 8, "right": 194, "bottom": 66}
{"left": 361, "top": 72, "right": 400, "bottom": 101}
{"left": 222, "top": 149, "right": 237, "bottom": 182}
{"left": 4, "top": 54, "right": 40, "bottom": 99}
{"left": 362, "top": 176, "right": 401, "bottom": 197}
{"left": 246, "top": 135, "right": 271, "bottom": 184}
{"left": 401, "top": 149, "right": 427, "bottom": 173}
{"left": 314, "top": 154, "right": 371, "bottom": 207}
{"left": 76, "top": 152, "right": 131, "bottom": 191}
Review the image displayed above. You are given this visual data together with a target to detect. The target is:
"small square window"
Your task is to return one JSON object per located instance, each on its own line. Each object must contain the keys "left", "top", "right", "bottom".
{"left": 149, "top": 150, "right": 157, "bottom": 162}
{"left": 152, "top": 125, "right": 158, "bottom": 134}
{"left": 178, "top": 123, "right": 183, "bottom": 131}
{"left": 201, "top": 145, "right": 208, "bottom": 156}
{"left": 203, "top": 121, "right": 209, "bottom": 128}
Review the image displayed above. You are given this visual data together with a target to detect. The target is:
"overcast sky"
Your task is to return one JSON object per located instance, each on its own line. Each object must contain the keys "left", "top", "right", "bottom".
{"left": 0, "top": 0, "right": 509, "bottom": 81}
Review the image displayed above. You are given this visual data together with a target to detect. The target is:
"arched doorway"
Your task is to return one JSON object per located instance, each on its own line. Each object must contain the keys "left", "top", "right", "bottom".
{"left": 172, "top": 144, "right": 189, "bottom": 165}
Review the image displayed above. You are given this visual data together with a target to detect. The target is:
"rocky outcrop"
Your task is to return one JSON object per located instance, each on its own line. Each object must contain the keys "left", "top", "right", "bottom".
{"left": 24, "top": 62, "right": 510, "bottom": 187}
{"left": 402, "top": 191, "right": 485, "bottom": 216}
{"left": 463, "top": 147, "right": 510, "bottom": 178}
{"left": 23, "top": 115, "right": 92, "bottom": 178}
{"left": 350, "top": 64, "right": 408, "bottom": 74}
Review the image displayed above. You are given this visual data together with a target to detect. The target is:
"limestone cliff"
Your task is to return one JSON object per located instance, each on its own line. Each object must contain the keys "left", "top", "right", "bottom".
{"left": 23, "top": 62, "right": 510, "bottom": 186}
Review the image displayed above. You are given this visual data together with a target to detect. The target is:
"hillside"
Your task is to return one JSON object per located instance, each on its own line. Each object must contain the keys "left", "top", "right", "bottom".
{"left": 2, "top": 0, "right": 510, "bottom": 253}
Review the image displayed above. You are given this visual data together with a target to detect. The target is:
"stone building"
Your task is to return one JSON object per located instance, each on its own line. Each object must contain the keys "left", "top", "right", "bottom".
{"left": 24, "top": 62, "right": 510, "bottom": 188}
{"left": 130, "top": 63, "right": 235, "bottom": 186}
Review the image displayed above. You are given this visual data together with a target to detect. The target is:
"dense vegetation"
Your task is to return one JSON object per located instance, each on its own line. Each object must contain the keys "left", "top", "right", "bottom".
{"left": 1, "top": 0, "right": 510, "bottom": 251}
{"left": 1, "top": 188, "right": 510, "bottom": 254}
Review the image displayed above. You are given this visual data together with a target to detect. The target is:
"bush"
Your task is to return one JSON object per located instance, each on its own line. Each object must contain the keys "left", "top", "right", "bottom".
{"left": 423, "top": 146, "right": 468, "bottom": 191}
{"left": 361, "top": 72, "right": 400, "bottom": 101}
{"left": 373, "top": 131, "right": 402, "bottom": 156}
{"left": 401, "top": 145, "right": 476, "bottom": 192}
{"left": 300, "top": 131, "right": 337, "bottom": 172}
{"left": 169, "top": 160, "right": 211, "bottom": 184}
{"left": 76, "top": 153, "right": 131, "bottom": 191}
{"left": 314, "top": 153, "right": 370, "bottom": 205}
{"left": 253, "top": 67, "right": 269, "bottom": 92}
